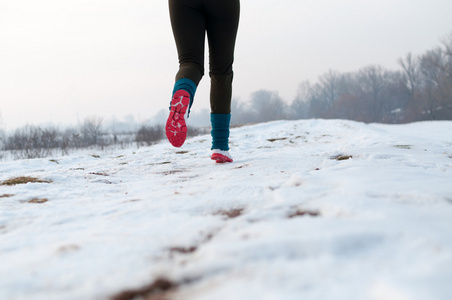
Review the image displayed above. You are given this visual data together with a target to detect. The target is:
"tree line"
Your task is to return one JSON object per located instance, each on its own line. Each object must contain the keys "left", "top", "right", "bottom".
{"left": 232, "top": 33, "right": 452, "bottom": 124}
{"left": 0, "top": 117, "right": 206, "bottom": 160}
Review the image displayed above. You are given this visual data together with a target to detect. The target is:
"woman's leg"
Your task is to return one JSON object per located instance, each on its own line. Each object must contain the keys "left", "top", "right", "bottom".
{"left": 169, "top": 0, "right": 205, "bottom": 86}
{"left": 204, "top": 0, "right": 240, "bottom": 158}
{"left": 205, "top": 0, "right": 240, "bottom": 114}
{"left": 167, "top": 0, "right": 205, "bottom": 147}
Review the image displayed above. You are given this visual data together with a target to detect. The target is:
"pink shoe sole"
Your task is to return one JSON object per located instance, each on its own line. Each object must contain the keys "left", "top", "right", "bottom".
{"left": 166, "top": 90, "right": 190, "bottom": 147}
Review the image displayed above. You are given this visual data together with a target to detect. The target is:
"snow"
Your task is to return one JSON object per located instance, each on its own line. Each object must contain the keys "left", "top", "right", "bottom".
{"left": 1, "top": 119, "right": 452, "bottom": 300}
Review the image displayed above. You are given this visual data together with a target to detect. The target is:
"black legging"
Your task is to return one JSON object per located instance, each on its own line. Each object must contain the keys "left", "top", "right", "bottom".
{"left": 169, "top": 0, "right": 240, "bottom": 114}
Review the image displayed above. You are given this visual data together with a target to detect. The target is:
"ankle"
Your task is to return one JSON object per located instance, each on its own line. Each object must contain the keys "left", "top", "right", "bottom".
{"left": 210, "top": 113, "right": 231, "bottom": 151}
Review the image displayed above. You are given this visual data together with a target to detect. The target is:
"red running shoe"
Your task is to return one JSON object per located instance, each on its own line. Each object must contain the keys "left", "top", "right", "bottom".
{"left": 211, "top": 149, "right": 233, "bottom": 163}
{"left": 166, "top": 90, "right": 190, "bottom": 147}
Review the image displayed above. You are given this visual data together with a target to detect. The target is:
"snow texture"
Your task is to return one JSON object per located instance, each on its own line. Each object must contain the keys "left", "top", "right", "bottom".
{"left": 1, "top": 119, "right": 452, "bottom": 300}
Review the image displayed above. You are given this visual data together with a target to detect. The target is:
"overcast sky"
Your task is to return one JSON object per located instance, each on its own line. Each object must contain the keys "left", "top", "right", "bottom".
{"left": 1, "top": 0, "right": 452, "bottom": 130}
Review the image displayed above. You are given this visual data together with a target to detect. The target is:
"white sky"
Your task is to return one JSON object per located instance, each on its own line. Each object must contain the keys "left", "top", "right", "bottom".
{"left": 1, "top": 0, "right": 452, "bottom": 130}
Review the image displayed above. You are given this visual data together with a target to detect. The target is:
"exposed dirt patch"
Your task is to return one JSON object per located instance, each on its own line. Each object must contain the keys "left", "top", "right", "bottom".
{"left": 110, "top": 277, "right": 177, "bottom": 300}
{"left": 27, "top": 198, "right": 49, "bottom": 204}
{"left": 233, "top": 164, "right": 248, "bottom": 169}
{"left": 0, "top": 194, "right": 14, "bottom": 198}
{"left": 168, "top": 230, "right": 217, "bottom": 259}
{"left": 158, "top": 170, "right": 186, "bottom": 176}
{"left": 175, "top": 151, "right": 189, "bottom": 155}
{"left": 57, "top": 244, "right": 80, "bottom": 253}
{"left": 267, "top": 137, "right": 288, "bottom": 142}
{"left": 150, "top": 161, "right": 172, "bottom": 166}
{"left": 89, "top": 172, "right": 109, "bottom": 176}
{"left": 123, "top": 199, "right": 142, "bottom": 203}
{"left": 1, "top": 177, "right": 52, "bottom": 186}
{"left": 170, "top": 246, "right": 197, "bottom": 255}
{"left": 330, "top": 154, "right": 353, "bottom": 161}
{"left": 202, "top": 232, "right": 215, "bottom": 243}
{"left": 214, "top": 208, "right": 245, "bottom": 219}
{"left": 394, "top": 145, "right": 412, "bottom": 150}
{"left": 288, "top": 209, "right": 320, "bottom": 218}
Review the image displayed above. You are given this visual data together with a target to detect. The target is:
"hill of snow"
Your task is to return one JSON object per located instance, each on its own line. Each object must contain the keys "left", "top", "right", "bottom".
{"left": 1, "top": 119, "right": 452, "bottom": 300}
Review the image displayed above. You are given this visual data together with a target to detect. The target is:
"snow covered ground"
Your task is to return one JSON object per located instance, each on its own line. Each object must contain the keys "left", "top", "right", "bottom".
{"left": 1, "top": 119, "right": 452, "bottom": 300}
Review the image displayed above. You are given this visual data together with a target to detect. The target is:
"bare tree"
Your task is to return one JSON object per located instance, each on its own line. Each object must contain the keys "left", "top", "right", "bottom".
{"left": 318, "top": 70, "right": 341, "bottom": 108}
{"left": 291, "top": 81, "right": 312, "bottom": 119}
{"left": 356, "top": 65, "right": 388, "bottom": 121}
{"left": 5, "top": 125, "right": 60, "bottom": 159}
{"left": 249, "top": 90, "right": 288, "bottom": 122}
{"left": 398, "top": 52, "right": 420, "bottom": 104}
{"left": 305, "top": 70, "right": 346, "bottom": 119}
{"left": 136, "top": 125, "right": 164, "bottom": 146}
{"left": 81, "top": 116, "right": 104, "bottom": 146}
{"left": 231, "top": 98, "right": 255, "bottom": 125}
{"left": 419, "top": 48, "right": 452, "bottom": 119}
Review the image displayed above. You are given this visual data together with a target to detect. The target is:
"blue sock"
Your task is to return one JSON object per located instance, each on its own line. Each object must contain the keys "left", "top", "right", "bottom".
{"left": 172, "top": 78, "right": 197, "bottom": 116}
{"left": 211, "top": 113, "right": 231, "bottom": 151}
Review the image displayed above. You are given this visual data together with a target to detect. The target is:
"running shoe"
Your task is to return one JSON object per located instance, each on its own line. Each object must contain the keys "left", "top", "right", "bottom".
{"left": 211, "top": 149, "right": 233, "bottom": 163}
